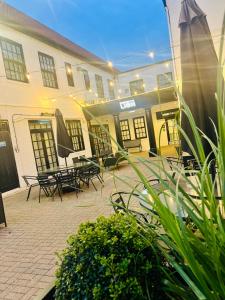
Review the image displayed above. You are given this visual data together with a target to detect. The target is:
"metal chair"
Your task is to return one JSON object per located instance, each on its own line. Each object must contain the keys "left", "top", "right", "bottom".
{"left": 103, "top": 156, "right": 118, "bottom": 169}
{"left": 110, "top": 191, "right": 152, "bottom": 223}
{"left": 36, "top": 175, "right": 61, "bottom": 203}
{"left": 22, "top": 175, "right": 39, "bottom": 201}
{"left": 78, "top": 163, "right": 103, "bottom": 191}
{"left": 72, "top": 157, "right": 80, "bottom": 164}
{"left": 55, "top": 169, "right": 81, "bottom": 198}
{"left": 166, "top": 157, "right": 184, "bottom": 178}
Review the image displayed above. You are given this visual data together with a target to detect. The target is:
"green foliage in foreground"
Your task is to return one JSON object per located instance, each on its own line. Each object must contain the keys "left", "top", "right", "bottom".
{"left": 118, "top": 17, "right": 225, "bottom": 300}
{"left": 55, "top": 214, "right": 171, "bottom": 300}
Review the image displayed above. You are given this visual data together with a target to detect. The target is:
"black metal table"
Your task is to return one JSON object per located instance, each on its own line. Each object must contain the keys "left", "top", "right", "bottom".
{"left": 39, "top": 161, "right": 92, "bottom": 176}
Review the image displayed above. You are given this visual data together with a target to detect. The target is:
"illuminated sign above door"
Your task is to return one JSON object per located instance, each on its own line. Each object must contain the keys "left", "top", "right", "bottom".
{"left": 120, "top": 99, "right": 136, "bottom": 110}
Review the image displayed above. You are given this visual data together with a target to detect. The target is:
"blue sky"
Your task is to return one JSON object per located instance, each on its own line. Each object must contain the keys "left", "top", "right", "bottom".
{"left": 5, "top": 0, "right": 171, "bottom": 71}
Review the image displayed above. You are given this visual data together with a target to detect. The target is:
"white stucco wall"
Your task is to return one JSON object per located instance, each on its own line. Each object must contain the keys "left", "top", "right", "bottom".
{"left": 0, "top": 23, "right": 115, "bottom": 187}
{"left": 165, "top": 0, "right": 225, "bottom": 87}
{"left": 117, "top": 60, "right": 174, "bottom": 98}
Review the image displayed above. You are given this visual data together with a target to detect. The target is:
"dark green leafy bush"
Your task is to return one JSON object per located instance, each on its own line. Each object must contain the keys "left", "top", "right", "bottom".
{"left": 55, "top": 214, "right": 170, "bottom": 300}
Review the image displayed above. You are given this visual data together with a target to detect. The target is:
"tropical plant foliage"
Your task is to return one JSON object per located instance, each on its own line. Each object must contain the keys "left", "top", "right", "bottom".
{"left": 110, "top": 15, "right": 225, "bottom": 300}
{"left": 56, "top": 15, "right": 225, "bottom": 300}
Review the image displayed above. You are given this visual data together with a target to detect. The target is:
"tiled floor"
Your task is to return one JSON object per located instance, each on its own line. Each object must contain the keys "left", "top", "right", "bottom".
{"left": 0, "top": 161, "right": 155, "bottom": 300}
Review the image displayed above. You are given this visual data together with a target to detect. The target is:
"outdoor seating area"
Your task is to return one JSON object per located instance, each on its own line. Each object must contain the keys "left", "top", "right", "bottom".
{"left": 0, "top": 0, "right": 224, "bottom": 299}
{"left": 1, "top": 152, "right": 223, "bottom": 299}
{"left": 22, "top": 157, "right": 104, "bottom": 203}
{"left": 0, "top": 162, "right": 154, "bottom": 299}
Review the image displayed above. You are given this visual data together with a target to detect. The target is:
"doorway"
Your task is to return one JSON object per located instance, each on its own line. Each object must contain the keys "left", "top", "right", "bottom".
{"left": 91, "top": 124, "right": 112, "bottom": 157}
{"left": 29, "top": 120, "right": 58, "bottom": 173}
{"left": 0, "top": 120, "right": 19, "bottom": 193}
{"left": 165, "top": 118, "right": 179, "bottom": 145}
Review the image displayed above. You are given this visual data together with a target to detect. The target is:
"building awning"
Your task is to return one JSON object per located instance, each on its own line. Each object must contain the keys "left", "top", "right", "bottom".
{"left": 83, "top": 87, "right": 177, "bottom": 120}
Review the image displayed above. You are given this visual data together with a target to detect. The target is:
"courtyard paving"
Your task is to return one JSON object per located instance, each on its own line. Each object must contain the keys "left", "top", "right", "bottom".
{"left": 0, "top": 161, "right": 155, "bottom": 300}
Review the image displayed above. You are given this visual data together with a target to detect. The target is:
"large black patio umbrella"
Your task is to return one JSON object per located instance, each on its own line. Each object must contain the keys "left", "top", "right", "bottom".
{"left": 179, "top": 0, "right": 218, "bottom": 157}
{"left": 55, "top": 109, "right": 73, "bottom": 165}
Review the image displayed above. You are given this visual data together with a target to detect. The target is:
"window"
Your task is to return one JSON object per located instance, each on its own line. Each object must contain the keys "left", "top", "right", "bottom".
{"left": 0, "top": 37, "right": 28, "bottom": 83}
{"left": 80, "top": 68, "right": 90, "bottom": 90}
{"left": 108, "top": 79, "right": 115, "bottom": 100}
{"left": 29, "top": 120, "right": 58, "bottom": 172}
{"left": 133, "top": 117, "right": 147, "bottom": 139}
{"left": 95, "top": 74, "right": 104, "bottom": 98}
{"left": 38, "top": 52, "right": 58, "bottom": 88}
{"left": 120, "top": 119, "right": 131, "bottom": 141}
{"left": 65, "top": 120, "right": 85, "bottom": 152}
{"left": 91, "top": 124, "right": 112, "bottom": 157}
{"left": 65, "top": 62, "right": 74, "bottom": 87}
{"left": 157, "top": 72, "right": 173, "bottom": 88}
{"left": 129, "top": 79, "right": 145, "bottom": 96}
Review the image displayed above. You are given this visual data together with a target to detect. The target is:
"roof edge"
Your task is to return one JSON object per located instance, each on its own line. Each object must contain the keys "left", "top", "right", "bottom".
{"left": 119, "top": 59, "right": 172, "bottom": 74}
{"left": 0, "top": 3, "right": 119, "bottom": 74}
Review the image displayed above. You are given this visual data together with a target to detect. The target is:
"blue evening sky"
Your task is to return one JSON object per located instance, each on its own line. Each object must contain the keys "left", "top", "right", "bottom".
{"left": 5, "top": 0, "right": 171, "bottom": 71}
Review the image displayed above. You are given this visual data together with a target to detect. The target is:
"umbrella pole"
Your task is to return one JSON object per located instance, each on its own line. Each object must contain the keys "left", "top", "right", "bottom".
{"left": 65, "top": 157, "right": 68, "bottom": 167}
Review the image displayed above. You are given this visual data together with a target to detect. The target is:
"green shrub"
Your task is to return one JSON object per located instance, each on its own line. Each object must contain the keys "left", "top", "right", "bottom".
{"left": 55, "top": 214, "right": 170, "bottom": 300}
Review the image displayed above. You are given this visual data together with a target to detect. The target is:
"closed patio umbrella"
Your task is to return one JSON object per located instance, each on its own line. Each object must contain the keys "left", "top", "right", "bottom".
{"left": 179, "top": 0, "right": 219, "bottom": 157}
{"left": 55, "top": 109, "right": 73, "bottom": 165}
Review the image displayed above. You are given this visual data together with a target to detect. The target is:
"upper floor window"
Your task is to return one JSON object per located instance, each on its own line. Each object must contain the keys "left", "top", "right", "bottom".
{"left": 129, "top": 79, "right": 145, "bottom": 96}
{"left": 0, "top": 37, "right": 28, "bottom": 83}
{"left": 157, "top": 72, "right": 173, "bottom": 88}
{"left": 65, "top": 62, "right": 74, "bottom": 87}
{"left": 95, "top": 74, "right": 104, "bottom": 98}
{"left": 80, "top": 68, "right": 90, "bottom": 90}
{"left": 38, "top": 52, "right": 58, "bottom": 88}
{"left": 65, "top": 120, "right": 85, "bottom": 152}
{"left": 108, "top": 79, "right": 115, "bottom": 100}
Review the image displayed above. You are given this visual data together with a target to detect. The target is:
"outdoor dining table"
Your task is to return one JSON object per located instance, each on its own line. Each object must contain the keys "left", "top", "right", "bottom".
{"left": 39, "top": 161, "right": 92, "bottom": 176}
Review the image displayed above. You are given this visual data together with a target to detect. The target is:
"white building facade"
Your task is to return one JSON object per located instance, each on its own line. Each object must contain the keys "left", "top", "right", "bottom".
{"left": 0, "top": 3, "right": 178, "bottom": 193}
{"left": 86, "top": 61, "right": 178, "bottom": 158}
{"left": 0, "top": 3, "right": 117, "bottom": 192}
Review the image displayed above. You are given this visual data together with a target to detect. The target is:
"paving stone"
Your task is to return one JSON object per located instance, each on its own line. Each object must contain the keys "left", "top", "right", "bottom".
{"left": 0, "top": 162, "right": 156, "bottom": 299}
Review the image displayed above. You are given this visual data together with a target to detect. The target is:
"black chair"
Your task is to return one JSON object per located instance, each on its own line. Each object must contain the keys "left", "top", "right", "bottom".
{"left": 103, "top": 156, "right": 118, "bottom": 169}
{"left": 138, "top": 178, "right": 166, "bottom": 192}
{"left": 110, "top": 191, "right": 155, "bottom": 224}
{"left": 166, "top": 157, "right": 184, "bottom": 178}
{"left": 72, "top": 157, "right": 80, "bottom": 164}
{"left": 36, "top": 175, "right": 61, "bottom": 203}
{"left": 115, "top": 151, "right": 127, "bottom": 164}
{"left": 22, "top": 175, "right": 39, "bottom": 201}
{"left": 79, "top": 155, "right": 86, "bottom": 162}
{"left": 79, "top": 163, "right": 103, "bottom": 191}
{"left": 55, "top": 169, "right": 81, "bottom": 198}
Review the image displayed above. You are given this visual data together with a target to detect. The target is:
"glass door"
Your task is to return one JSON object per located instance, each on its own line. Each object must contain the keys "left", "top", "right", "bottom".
{"left": 29, "top": 120, "right": 58, "bottom": 172}
{"left": 91, "top": 124, "right": 112, "bottom": 157}
{"left": 165, "top": 119, "right": 179, "bottom": 145}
